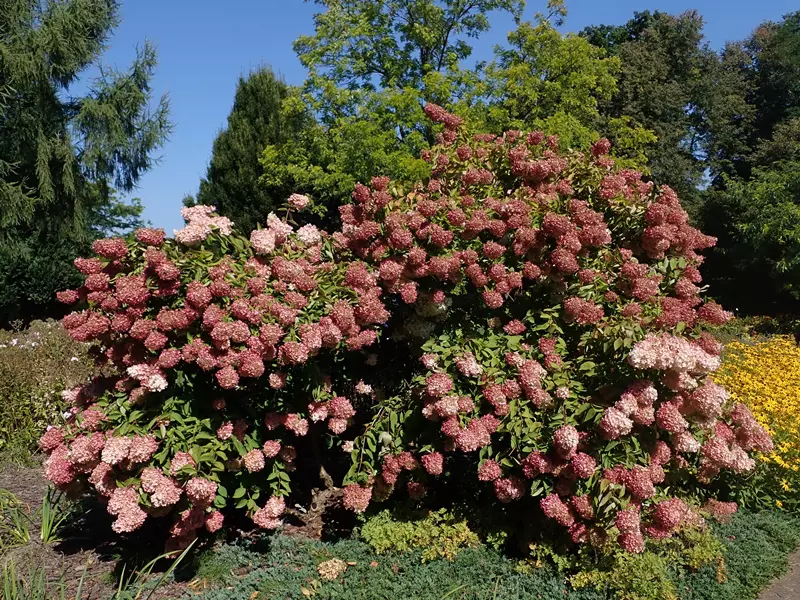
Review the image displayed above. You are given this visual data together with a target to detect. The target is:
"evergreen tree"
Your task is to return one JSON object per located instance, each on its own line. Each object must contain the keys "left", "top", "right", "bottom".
{"left": 0, "top": 0, "right": 169, "bottom": 324}
{"left": 196, "top": 67, "right": 313, "bottom": 233}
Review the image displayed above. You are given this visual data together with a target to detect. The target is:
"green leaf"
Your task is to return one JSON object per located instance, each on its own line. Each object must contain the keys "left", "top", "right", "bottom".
{"left": 232, "top": 436, "right": 247, "bottom": 456}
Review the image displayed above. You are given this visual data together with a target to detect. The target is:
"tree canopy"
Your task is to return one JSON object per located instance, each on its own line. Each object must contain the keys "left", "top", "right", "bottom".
{"left": 699, "top": 14, "right": 800, "bottom": 313}
{"left": 207, "top": 1, "right": 655, "bottom": 232}
{"left": 581, "top": 10, "right": 750, "bottom": 214}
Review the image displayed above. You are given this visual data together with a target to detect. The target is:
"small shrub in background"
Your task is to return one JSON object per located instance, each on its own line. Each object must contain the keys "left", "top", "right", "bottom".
{"left": 43, "top": 106, "right": 771, "bottom": 558}
{"left": 568, "top": 525, "right": 726, "bottom": 600}
{"left": 359, "top": 509, "right": 480, "bottom": 561}
{"left": 713, "top": 336, "right": 800, "bottom": 509}
{"left": 0, "top": 321, "right": 94, "bottom": 462}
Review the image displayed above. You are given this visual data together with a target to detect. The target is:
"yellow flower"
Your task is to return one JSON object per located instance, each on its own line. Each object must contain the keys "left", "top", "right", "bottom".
{"left": 713, "top": 336, "right": 800, "bottom": 505}
{"left": 777, "top": 500, "right": 784, "bottom": 508}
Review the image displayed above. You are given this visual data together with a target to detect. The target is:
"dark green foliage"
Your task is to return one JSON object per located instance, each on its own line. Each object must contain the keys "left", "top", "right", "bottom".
{"left": 701, "top": 147, "right": 800, "bottom": 313}
{"left": 196, "top": 67, "right": 314, "bottom": 233}
{"left": 0, "top": 0, "right": 169, "bottom": 324}
{"left": 675, "top": 511, "right": 800, "bottom": 600}
{"left": 582, "top": 9, "right": 800, "bottom": 313}
{"left": 745, "top": 13, "right": 800, "bottom": 147}
{"left": 178, "top": 511, "right": 800, "bottom": 600}
{"left": 582, "top": 11, "right": 749, "bottom": 216}
{"left": 700, "top": 10, "right": 800, "bottom": 313}
{"left": 0, "top": 239, "right": 87, "bottom": 323}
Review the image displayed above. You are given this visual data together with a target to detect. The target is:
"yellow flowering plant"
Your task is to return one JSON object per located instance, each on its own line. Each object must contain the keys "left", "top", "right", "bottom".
{"left": 714, "top": 336, "right": 800, "bottom": 509}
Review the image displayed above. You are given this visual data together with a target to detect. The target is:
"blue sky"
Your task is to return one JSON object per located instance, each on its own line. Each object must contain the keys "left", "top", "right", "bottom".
{"left": 93, "top": 0, "right": 798, "bottom": 233}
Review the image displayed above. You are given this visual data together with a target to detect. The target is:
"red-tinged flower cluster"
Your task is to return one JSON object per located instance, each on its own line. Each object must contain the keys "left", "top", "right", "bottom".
{"left": 46, "top": 197, "right": 392, "bottom": 549}
{"left": 252, "top": 496, "right": 285, "bottom": 529}
{"left": 342, "top": 484, "right": 373, "bottom": 513}
{"left": 43, "top": 106, "right": 765, "bottom": 555}
{"left": 331, "top": 105, "right": 768, "bottom": 554}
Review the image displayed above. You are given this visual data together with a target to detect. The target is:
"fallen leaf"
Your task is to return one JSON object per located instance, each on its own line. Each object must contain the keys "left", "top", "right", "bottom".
{"left": 249, "top": 592, "right": 260, "bottom": 600}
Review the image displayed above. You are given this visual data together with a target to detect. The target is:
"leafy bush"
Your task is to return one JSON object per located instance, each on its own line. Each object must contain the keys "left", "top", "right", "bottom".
{"left": 569, "top": 526, "right": 725, "bottom": 600}
{"left": 360, "top": 509, "right": 480, "bottom": 561}
{"left": 0, "top": 321, "right": 94, "bottom": 462}
{"left": 44, "top": 107, "right": 770, "bottom": 556}
{"left": 713, "top": 337, "right": 800, "bottom": 509}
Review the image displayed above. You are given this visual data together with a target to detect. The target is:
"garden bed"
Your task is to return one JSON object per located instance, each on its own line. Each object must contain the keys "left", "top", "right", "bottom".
{"left": 2, "top": 462, "right": 800, "bottom": 600}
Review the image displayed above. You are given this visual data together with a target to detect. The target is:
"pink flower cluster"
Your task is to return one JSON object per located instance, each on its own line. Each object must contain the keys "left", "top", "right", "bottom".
{"left": 174, "top": 205, "right": 233, "bottom": 246}
{"left": 628, "top": 333, "right": 720, "bottom": 374}
{"left": 342, "top": 484, "right": 372, "bottom": 513}
{"left": 252, "top": 496, "right": 285, "bottom": 529}
{"left": 108, "top": 487, "right": 148, "bottom": 533}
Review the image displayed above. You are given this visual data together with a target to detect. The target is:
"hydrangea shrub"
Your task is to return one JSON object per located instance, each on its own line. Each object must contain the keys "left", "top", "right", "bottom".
{"left": 43, "top": 106, "right": 771, "bottom": 553}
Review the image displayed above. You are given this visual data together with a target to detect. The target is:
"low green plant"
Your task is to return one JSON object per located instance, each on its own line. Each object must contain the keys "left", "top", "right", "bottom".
{"left": 571, "top": 551, "right": 677, "bottom": 600}
{"left": 112, "top": 540, "right": 195, "bottom": 600}
{"left": 188, "top": 544, "right": 250, "bottom": 584}
{"left": 359, "top": 509, "right": 481, "bottom": 562}
{"left": 0, "top": 491, "right": 30, "bottom": 551}
{"left": 676, "top": 510, "right": 800, "bottom": 600}
{"left": 0, "top": 542, "right": 193, "bottom": 600}
{"left": 0, "top": 562, "right": 82, "bottom": 600}
{"left": 39, "top": 488, "right": 69, "bottom": 545}
{"left": 186, "top": 533, "right": 596, "bottom": 600}
{"left": 563, "top": 526, "right": 725, "bottom": 600}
